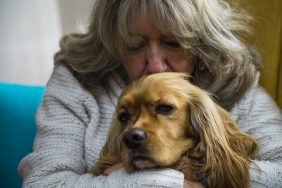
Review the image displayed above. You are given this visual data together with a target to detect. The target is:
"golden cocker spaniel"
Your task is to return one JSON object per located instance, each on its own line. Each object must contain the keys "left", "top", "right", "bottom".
{"left": 89, "top": 72, "right": 258, "bottom": 188}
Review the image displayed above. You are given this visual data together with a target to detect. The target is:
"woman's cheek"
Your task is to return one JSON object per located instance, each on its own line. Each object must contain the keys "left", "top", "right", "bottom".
{"left": 121, "top": 58, "right": 146, "bottom": 81}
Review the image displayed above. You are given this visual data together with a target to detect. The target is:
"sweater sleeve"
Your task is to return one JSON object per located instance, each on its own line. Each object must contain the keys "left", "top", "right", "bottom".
{"left": 18, "top": 66, "right": 185, "bottom": 188}
{"left": 234, "top": 86, "right": 282, "bottom": 188}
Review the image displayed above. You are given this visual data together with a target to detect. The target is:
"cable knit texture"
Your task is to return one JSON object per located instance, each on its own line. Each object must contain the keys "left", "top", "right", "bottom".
{"left": 18, "top": 65, "right": 282, "bottom": 188}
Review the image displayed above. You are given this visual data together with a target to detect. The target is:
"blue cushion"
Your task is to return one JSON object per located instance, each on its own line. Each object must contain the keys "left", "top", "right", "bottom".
{"left": 0, "top": 82, "right": 45, "bottom": 188}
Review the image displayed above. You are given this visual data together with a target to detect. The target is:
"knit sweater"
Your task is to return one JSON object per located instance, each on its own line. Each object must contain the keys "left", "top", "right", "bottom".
{"left": 19, "top": 65, "right": 282, "bottom": 188}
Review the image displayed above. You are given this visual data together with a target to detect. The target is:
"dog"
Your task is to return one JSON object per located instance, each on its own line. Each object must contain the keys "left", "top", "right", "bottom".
{"left": 89, "top": 72, "right": 258, "bottom": 188}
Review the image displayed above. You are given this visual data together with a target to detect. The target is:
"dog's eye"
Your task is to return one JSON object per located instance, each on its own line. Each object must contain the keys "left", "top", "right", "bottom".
{"left": 155, "top": 104, "right": 174, "bottom": 114}
{"left": 118, "top": 111, "right": 131, "bottom": 124}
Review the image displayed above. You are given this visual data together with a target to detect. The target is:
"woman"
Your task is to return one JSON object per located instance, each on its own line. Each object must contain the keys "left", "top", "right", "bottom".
{"left": 19, "top": 0, "right": 282, "bottom": 187}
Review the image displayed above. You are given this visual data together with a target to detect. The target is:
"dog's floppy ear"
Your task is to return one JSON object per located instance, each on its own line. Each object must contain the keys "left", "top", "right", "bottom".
{"left": 88, "top": 114, "right": 123, "bottom": 175}
{"left": 187, "top": 92, "right": 258, "bottom": 188}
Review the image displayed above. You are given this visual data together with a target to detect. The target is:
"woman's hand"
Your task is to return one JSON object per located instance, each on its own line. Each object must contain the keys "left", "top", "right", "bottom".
{"left": 103, "top": 163, "right": 123, "bottom": 176}
{"left": 184, "top": 179, "right": 205, "bottom": 188}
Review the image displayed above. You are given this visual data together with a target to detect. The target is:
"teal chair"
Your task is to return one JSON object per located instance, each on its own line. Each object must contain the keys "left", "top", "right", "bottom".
{"left": 0, "top": 82, "right": 45, "bottom": 188}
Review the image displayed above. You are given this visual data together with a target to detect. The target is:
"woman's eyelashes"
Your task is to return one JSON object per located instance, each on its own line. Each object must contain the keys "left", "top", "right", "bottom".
{"left": 126, "top": 35, "right": 146, "bottom": 51}
{"left": 161, "top": 39, "right": 180, "bottom": 48}
{"left": 127, "top": 38, "right": 181, "bottom": 52}
{"left": 127, "top": 42, "right": 146, "bottom": 51}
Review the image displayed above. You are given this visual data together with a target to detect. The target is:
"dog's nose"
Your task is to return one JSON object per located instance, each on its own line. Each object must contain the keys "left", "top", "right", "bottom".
{"left": 123, "top": 128, "right": 147, "bottom": 149}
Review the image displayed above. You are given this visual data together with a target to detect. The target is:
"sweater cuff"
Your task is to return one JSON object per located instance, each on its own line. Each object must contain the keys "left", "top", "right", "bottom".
{"left": 109, "top": 168, "right": 184, "bottom": 188}
{"left": 138, "top": 168, "right": 184, "bottom": 187}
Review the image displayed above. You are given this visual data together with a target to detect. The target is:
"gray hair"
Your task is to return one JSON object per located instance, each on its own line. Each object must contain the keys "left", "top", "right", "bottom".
{"left": 55, "top": 0, "right": 261, "bottom": 110}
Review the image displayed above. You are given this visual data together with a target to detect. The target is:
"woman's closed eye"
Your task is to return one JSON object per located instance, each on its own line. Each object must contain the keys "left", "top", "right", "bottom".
{"left": 126, "top": 34, "right": 146, "bottom": 52}
{"left": 162, "top": 39, "right": 180, "bottom": 48}
{"left": 127, "top": 39, "right": 180, "bottom": 51}
{"left": 127, "top": 42, "right": 146, "bottom": 51}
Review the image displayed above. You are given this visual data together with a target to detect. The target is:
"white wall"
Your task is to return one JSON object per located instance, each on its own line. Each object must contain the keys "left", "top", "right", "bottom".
{"left": 57, "top": 0, "right": 95, "bottom": 34}
{"left": 0, "top": 0, "right": 94, "bottom": 86}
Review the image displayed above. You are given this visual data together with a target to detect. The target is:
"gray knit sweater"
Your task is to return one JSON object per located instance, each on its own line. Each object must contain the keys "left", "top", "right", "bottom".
{"left": 19, "top": 65, "right": 282, "bottom": 188}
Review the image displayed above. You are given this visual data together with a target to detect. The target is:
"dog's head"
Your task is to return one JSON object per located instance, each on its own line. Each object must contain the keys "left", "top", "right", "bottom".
{"left": 116, "top": 73, "right": 198, "bottom": 171}
{"left": 93, "top": 72, "right": 258, "bottom": 188}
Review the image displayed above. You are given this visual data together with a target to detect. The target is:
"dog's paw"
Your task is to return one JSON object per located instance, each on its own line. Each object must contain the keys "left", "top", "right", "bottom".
{"left": 88, "top": 163, "right": 107, "bottom": 176}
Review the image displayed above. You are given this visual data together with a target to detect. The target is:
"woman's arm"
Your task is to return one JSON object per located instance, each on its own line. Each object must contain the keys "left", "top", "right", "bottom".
{"left": 234, "top": 86, "right": 282, "bottom": 188}
{"left": 18, "top": 65, "right": 186, "bottom": 188}
{"left": 18, "top": 94, "right": 186, "bottom": 188}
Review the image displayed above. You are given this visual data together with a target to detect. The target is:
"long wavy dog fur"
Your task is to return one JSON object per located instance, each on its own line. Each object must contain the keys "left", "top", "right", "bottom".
{"left": 89, "top": 72, "right": 258, "bottom": 188}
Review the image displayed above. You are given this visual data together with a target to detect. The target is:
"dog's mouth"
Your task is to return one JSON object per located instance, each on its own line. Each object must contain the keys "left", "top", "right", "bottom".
{"left": 128, "top": 152, "right": 157, "bottom": 169}
{"left": 131, "top": 156, "right": 155, "bottom": 169}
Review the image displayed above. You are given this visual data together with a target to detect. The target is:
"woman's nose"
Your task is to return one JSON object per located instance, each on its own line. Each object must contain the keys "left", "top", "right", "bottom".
{"left": 146, "top": 45, "right": 167, "bottom": 73}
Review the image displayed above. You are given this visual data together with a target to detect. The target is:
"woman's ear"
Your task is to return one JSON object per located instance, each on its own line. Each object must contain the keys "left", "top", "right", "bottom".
{"left": 187, "top": 94, "right": 258, "bottom": 188}
{"left": 88, "top": 115, "right": 123, "bottom": 175}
